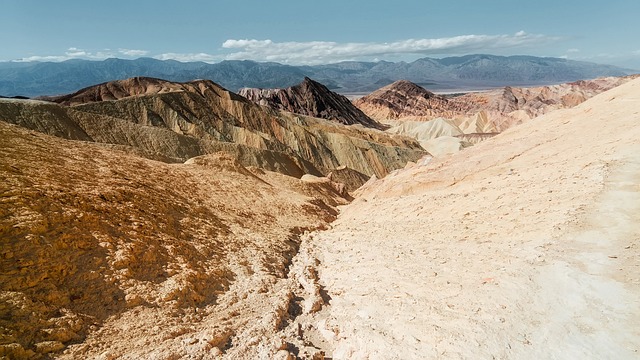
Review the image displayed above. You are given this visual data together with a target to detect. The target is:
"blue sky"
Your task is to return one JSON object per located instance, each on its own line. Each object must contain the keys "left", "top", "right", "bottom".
{"left": 1, "top": 0, "right": 639, "bottom": 68}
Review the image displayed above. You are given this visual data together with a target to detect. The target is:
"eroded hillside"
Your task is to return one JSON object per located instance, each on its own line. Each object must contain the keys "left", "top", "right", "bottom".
{"left": 0, "top": 121, "right": 349, "bottom": 359}
{"left": 2, "top": 77, "right": 425, "bottom": 184}
{"left": 354, "top": 76, "right": 638, "bottom": 158}
{"left": 2, "top": 74, "right": 638, "bottom": 359}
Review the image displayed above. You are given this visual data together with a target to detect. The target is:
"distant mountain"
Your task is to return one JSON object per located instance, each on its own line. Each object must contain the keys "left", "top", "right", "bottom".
{"left": 0, "top": 55, "right": 635, "bottom": 97}
{"left": 239, "top": 77, "right": 384, "bottom": 129}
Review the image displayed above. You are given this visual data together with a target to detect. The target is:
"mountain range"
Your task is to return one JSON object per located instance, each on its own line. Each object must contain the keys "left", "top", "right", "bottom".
{"left": 0, "top": 55, "right": 635, "bottom": 97}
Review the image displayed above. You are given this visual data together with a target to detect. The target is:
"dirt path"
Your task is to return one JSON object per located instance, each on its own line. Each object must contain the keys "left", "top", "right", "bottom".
{"left": 291, "top": 79, "right": 640, "bottom": 359}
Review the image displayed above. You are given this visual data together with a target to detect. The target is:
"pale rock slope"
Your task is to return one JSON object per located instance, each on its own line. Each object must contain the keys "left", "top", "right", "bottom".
{"left": 298, "top": 77, "right": 640, "bottom": 358}
{"left": 385, "top": 118, "right": 472, "bottom": 157}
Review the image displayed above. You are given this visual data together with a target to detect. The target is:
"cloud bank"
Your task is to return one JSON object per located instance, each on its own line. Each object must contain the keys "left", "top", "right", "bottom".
{"left": 219, "top": 31, "right": 555, "bottom": 64}
{"left": 14, "top": 48, "right": 151, "bottom": 62}
{"left": 154, "top": 52, "right": 220, "bottom": 63}
{"left": 9, "top": 32, "right": 559, "bottom": 65}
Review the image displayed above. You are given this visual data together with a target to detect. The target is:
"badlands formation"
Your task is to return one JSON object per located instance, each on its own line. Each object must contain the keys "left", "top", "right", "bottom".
{"left": 355, "top": 76, "right": 638, "bottom": 157}
{"left": 2, "top": 77, "right": 424, "bottom": 181}
{"left": 0, "top": 75, "right": 639, "bottom": 359}
{"left": 0, "top": 77, "right": 421, "bottom": 359}
{"left": 239, "top": 78, "right": 384, "bottom": 129}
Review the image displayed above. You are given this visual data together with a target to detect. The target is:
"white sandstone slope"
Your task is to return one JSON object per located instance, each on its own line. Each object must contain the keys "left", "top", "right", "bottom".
{"left": 299, "top": 77, "right": 640, "bottom": 358}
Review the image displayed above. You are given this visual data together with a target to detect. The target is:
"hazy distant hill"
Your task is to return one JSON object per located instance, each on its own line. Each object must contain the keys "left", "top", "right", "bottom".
{"left": 0, "top": 55, "right": 635, "bottom": 97}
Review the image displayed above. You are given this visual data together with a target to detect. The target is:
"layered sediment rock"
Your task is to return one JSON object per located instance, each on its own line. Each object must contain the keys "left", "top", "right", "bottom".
{"left": 2, "top": 77, "right": 426, "bottom": 186}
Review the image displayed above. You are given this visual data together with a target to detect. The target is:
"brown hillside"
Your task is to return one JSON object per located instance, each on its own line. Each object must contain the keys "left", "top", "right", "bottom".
{"left": 353, "top": 80, "right": 452, "bottom": 121}
{"left": 356, "top": 76, "right": 637, "bottom": 129}
{"left": 0, "top": 121, "right": 348, "bottom": 359}
{"left": 1, "top": 78, "right": 426, "bottom": 186}
{"left": 240, "top": 77, "right": 385, "bottom": 129}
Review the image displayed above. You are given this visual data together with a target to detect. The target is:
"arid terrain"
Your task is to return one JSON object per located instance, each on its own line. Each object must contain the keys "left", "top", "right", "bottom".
{"left": 289, "top": 77, "right": 640, "bottom": 358}
{"left": 1, "top": 74, "right": 639, "bottom": 359}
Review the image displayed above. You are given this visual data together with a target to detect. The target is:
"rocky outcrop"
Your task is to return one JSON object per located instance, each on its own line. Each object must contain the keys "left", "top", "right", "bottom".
{"left": 239, "top": 77, "right": 385, "bottom": 129}
{"left": 1, "top": 78, "right": 426, "bottom": 188}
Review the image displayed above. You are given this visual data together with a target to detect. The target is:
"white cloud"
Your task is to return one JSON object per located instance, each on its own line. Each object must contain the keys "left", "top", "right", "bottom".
{"left": 9, "top": 32, "right": 559, "bottom": 65}
{"left": 218, "top": 31, "right": 557, "bottom": 65}
{"left": 567, "top": 48, "right": 580, "bottom": 53}
{"left": 64, "top": 47, "right": 114, "bottom": 59}
{"left": 119, "top": 48, "right": 149, "bottom": 57}
{"left": 12, "top": 47, "right": 146, "bottom": 62}
{"left": 66, "top": 50, "right": 87, "bottom": 57}
{"left": 15, "top": 55, "right": 71, "bottom": 62}
{"left": 153, "top": 52, "right": 220, "bottom": 63}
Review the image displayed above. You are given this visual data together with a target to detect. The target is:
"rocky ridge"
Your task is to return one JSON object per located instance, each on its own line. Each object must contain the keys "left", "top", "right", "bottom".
{"left": 357, "top": 76, "right": 637, "bottom": 128}
{"left": 1, "top": 77, "right": 426, "bottom": 187}
{"left": 239, "top": 77, "right": 384, "bottom": 129}
{"left": 42, "top": 77, "right": 190, "bottom": 106}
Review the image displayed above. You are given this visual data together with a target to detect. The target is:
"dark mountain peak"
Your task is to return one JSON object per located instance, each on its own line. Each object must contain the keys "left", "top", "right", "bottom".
{"left": 378, "top": 80, "right": 441, "bottom": 100}
{"left": 297, "top": 76, "right": 331, "bottom": 92}
{"left": 299, "top": 76, "right": 323, "bottom": 89}
{"left": 240, "top": 78, "right": 385, "bottom": 129}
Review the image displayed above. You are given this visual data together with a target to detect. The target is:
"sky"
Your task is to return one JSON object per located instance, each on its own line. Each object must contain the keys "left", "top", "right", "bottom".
{"left": 1, "top": 0, "right": 639, "bottom": 69}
